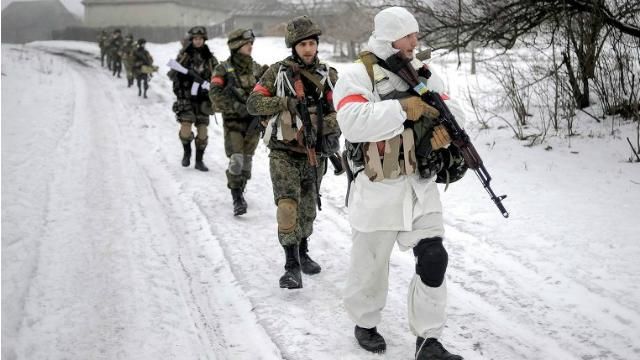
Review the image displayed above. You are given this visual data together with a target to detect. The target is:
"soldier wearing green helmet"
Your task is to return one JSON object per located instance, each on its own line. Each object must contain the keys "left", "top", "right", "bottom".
{"left": 247, "top": 16, "right": 341, "bottom": 290}
{"left": 209, "top": 28, "right": 269, "bottom": 216}
{"left": 170, "top": 25, "right": 219, "bottom": 171}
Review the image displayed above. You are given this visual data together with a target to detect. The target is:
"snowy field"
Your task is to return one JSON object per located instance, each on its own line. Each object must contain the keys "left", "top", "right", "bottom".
{"left": 2, "top": 38, "right": 639, "bottom": 360}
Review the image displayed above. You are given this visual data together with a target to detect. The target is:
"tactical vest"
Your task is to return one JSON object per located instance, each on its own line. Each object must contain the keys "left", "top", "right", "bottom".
{"left": 263, "top": 62, "right": 334, "bottom": 150}
{"left": 347, "top": 52, "right": 417, "bottom": 182}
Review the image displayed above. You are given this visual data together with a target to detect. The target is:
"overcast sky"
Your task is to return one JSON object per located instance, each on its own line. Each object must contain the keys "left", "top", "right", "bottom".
{"left": 2, "top": 0, "right": 84, "bottom": 17}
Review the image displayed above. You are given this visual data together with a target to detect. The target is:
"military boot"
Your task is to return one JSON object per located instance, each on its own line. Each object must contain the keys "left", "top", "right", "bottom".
{"left": 231, "top": 188, "right": 247, "bottom": 216}
{"left": 181, "top": 143, "right": 191, "bottom": 167}
{"left": 416, "top": 337, "right": 463, "bottom": 360}
{"left": 279, "top": 245, "right": 302, "bottom": 289}
{"left": 127, "top": 78, "right": 133, "bottom": 87}
{"left": 194, "top": 149, "right": 209, "bottom": 171}
{"left": 355, "top": 326, "right": 386, "bottom": 353}
{"left": 138, "top": 86, "right": 142, "bottom": 96}
{"left": 299, "top": 237, "right": 321, "bottom": 274}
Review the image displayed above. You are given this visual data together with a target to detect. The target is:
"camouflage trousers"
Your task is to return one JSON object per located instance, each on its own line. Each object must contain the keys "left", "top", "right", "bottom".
{"left": 176, "top": 99, "right": 212, "bottom": 150}
{"left": 269, "top": 149, "right": 325, "bottom": 246}
{"left": 124, "top": 60, "right": 134, "bottom": 80}
{"left": 224, "top": 117, "right": 260, "bottom": 190}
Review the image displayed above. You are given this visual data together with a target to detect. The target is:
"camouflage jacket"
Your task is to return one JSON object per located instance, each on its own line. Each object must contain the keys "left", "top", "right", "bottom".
{"left": 209, "top": 53, "right": 267, "bottom": 120}
{"left": 132, "top": 47, "right": 153, "bottom": 71}
{"left": 120, "top": 41, "right": 135, "bottom": 62}
{"left": 246, "top": 55, "right": 339, "bottom": 153}
{"left": 108, "top": 35, "right": 123, "bottom": 56}
{"left": 97, "top": 34, "right": 108, "bottom": 49}
{"left": 171, "top": 43, "right": 219, "bottom": 103}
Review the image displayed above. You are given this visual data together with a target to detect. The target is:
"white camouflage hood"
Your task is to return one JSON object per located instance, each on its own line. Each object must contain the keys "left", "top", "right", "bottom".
{"left": 367, "top": 6, "right": 419, "bottom": 60}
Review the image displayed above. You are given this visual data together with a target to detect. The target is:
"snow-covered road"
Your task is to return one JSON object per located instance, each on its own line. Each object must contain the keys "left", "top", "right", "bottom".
{"left": 2, "top": 41, "right": 639, "bottom": 360}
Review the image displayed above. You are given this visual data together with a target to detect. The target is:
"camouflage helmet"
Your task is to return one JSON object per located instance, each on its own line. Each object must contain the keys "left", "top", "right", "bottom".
{"left": 227, "top": 28, "right": 255, "bottom": 51}
{"left": 137, "top": 38, "right": 147, "bottom": 46}
{"left": 113, "top": 28, "right": 121, "bottom": 34}
{"left": 285, "top": 16, "right": 322, "bottom": 48}
{"left": 188, "top": 26, "right": 208, "bottom": 40}
{"left": 125, "top": 33, "right": 134, "bottom": 40}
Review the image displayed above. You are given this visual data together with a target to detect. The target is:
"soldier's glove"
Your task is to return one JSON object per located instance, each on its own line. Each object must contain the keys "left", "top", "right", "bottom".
{"left": 280, "top": 97, "right": 299, "bottom": 114}
{"left": 430, "top": 125, "right": 451, "bottom": 150}
{"left": 399, "top": 96, "right": 440, "bottom": 121}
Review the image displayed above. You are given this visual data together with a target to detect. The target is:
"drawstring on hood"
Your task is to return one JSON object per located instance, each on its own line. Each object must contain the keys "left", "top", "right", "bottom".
{"left": 367, "top": 6, "right": 419, "bottom": 60}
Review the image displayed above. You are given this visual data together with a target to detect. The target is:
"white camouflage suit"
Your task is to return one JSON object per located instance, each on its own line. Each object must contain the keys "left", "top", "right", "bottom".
{"left": 333, "top": 7, "right": 465, "bottom": 340}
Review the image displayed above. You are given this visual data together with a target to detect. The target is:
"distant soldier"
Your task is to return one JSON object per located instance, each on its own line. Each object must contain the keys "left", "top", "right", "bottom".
{"left": 108, "top": 29, "right": 124, "bottom": 77}
{"left": 97, "top": 30, "right": 109, "bottom": 67}
{"left": 169, "top": 26, "right": 219, "bottom": 171}
{"left": 210, "top": 28, "right": 268, "bottom": 215}
{"left": 132, "top": 38, "right": 154, "bottom": 98}
{"left": 120, "top": 34, "right": 136, "bottom": 87}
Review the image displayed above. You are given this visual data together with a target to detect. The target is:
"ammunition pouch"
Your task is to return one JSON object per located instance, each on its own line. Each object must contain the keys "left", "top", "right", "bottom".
{"left": 172, "top": 99, "right": 192, "bottom": 114}
{"left": 417, "top": 145, "right": 468, "bottom": 184}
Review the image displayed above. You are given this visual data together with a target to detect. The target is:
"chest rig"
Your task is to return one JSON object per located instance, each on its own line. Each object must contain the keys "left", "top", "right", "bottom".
{"left": 264, "top": 62, "right": 335, "bottom": 149}
{"left": 346, "top": 52, "right": 417, "bottom": 182}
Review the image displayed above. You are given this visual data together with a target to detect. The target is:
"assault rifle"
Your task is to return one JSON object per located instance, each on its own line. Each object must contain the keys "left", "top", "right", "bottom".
{"left": 292, "top": 66, "right": 322, "bottom": 211}
{"left": 386, "top": 52, "right": 509, "bottom": 218}
{"left": 167, "top": 58, "right": 210, "bottom": 95}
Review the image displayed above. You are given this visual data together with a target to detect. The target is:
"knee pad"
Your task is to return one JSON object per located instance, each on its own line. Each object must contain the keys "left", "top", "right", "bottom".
{"left": 228, "top": 153, "right": 244, "bottom": 175}
{"left": 277, "top": 198, "right": 297, "bottom": 234}
{"left": 413, "top": 237, "right": 448, "bottom": 287}
{"left": 195, "top": 135, "right": 208, "bottom": 150}
{"left": 179, "top": 125, "right": 194, "bottom": 143}
{"left": 196, "top": 124, "right": 208, "bottom": 139}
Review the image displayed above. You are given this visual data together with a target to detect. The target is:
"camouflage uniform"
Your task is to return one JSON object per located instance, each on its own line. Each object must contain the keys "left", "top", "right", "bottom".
{"left": 170, "top": 26, "right": 219, "bottom": 171}
{"left": 210, "top": 28, "right": 268, "bottom": 215}
{"left": 120, "top": 34, "right": 136, "bottom": 87}
{"left": 132, "top": 39, "right": 154, "bottom": 98}
{"left": 247, "top": 16, "right": 340, "bottom": 289}
{"left": 97, "top": 30, "right": 109, "bottom": 67}
{"left": 107, "top": 29, "right": 124, "bottom": 77}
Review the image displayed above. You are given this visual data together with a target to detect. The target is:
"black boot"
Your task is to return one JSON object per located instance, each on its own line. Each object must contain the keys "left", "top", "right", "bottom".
{"left": 181, "top": 143, "right": 191, "bottom": 167}
{"left": 416, "top": 337, "right": 463, "bottom": 360}
{"left": 355, "top": 326, "right": 386, "bottom": 353}
{"left": 194, "top": 149, "right": 208, "bottom": 171}
{"left": 299, "top": 237, "right": 321, "bottom": 274}
{"left": 231, "top": 188, "right": 247, "bottom": 216}
{"left": 279, "top": 245, "right": 302, "bottom": 289}
{"left": 138, "top": 86, "right": 141, "bottom": 96}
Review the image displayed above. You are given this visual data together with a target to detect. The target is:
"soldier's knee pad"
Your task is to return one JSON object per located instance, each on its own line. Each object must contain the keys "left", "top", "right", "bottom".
{"left": 277, "top": 198, "right": 297, "bottom": 234}
{"left": 179, "top": 125, "right": 194, "bottom": 143}
{"left": 413, "top": 237, "right": 448, "bottom": 287}
{"left": 196, "top": 124, "right": 208, "bottom": 139}
{"left": 228, "top": 153, "right": 244, "bottom": 175}
{"left": 195, "top": 136, "right": 208, "bottom": 149}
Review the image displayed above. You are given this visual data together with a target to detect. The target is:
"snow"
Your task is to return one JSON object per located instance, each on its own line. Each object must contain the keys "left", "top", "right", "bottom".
{"left": 2, "top": 38, "right": 639, "bottom": 360}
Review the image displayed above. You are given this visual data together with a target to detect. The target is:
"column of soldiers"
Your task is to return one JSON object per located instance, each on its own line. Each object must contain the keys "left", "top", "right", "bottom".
{"left": 166, "top": 10, "right": 467, "bottom": 359}
{"left": 96, "top": 28, "right": 157, "bottom": 98}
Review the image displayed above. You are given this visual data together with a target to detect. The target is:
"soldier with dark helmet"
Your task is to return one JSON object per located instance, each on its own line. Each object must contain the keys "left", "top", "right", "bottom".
{"left": 97, "top": 30, "right": 109, "bottom": 67}
{"left": 120, "top": 33, "right": 136, "bottom": 87}
{"left": 169, "top": 26, "right": 219, "bottom": 171}
{"left": 132, "top": 38, "right": 154, "bottom": 98}
{"left": 247, "top": 16, "right": 341, "bottom": 289}
{"left": 108, "top": 28, "right": 124, "bottom": 77}
{"left": 209, "top": 28, "right": 268, "bottom": 216}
